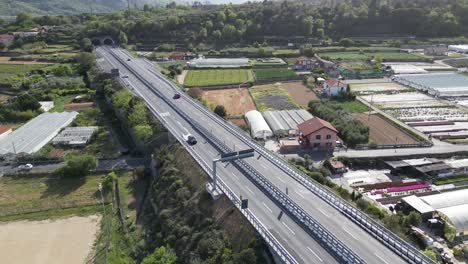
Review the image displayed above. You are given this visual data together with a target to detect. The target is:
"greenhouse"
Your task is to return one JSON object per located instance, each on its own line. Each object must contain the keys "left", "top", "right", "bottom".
{"left": 245, "top": 110, "right": 273, "bottom": 140}
{"left": 394, "top": 73, "right": 468, "bottom": 97}
{"left": 263, "top": 109, "right": 313, "bottom": 136}
{"left": 186, "top": 58, "right": 250, "bottom": 68}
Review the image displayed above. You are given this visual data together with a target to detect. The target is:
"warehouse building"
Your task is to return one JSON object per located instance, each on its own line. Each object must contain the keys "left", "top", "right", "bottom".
{"left": 0, "top": 112, "right": 78, "bottom": 155}
{"left": 187, "top": 58, "right": 250, "bottom": 68}
{"left": 403, "top": 189, "right": 468, "bottom": 237}
{"left": 263, "top": 109, "right": 313, "bottom": 136}
{"left": 53, "top": 126, "right": 98, "bottom": 147}
{"left": 245, "top": 110, "right": 273, "bottom": 140}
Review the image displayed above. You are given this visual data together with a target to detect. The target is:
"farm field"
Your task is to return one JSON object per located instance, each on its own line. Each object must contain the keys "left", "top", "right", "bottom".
{"left": 0, "top": 215, "right": 100, "bottom": 264}
{"left": 253, "top": 67, "right": 297, "bottom": 80}
{"left": 0, "top": 64, "right": 53, "bottom": 84}
{"left": 353, "top": 113, "right": 420, "bottom": 145}
{"left": 249, "top": 83, "right": 298, "bottom": 111}
{"left": 202, "top": 88, "right": 256, "bottom": 117}
{"left": 282, "top": 81, "right": 318, "bottom": 107}
{"left": 387, "top": 107, "right": 468, "bottom": 122}
{"left": 318, "top": 51, "right": 430, "bottom": 61}
{"left": 350, "top": 82, "right": 409, "bottom": 93}
{"left": 184, "top": 69, "right": 253, "bottom": 87}
{"left": 335, "top": 100, "right": 369, "bottom": 113}
{"left": 361, "top": 92, "right": 445, "bottom": 109}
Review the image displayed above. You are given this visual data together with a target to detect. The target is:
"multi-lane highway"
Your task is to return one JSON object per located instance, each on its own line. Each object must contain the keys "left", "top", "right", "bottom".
{"left": 96, "top": 46, "right": 432, "bottom": 264}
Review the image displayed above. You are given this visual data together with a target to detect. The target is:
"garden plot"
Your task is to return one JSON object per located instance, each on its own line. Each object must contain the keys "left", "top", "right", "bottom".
{"left": 386, "top": 107, "right": 468, "bottom": 122}
{"left": 202, "top": 88, "right": 256, "bottom": 117}
{"left": 249, "top": 83, "right": 298, "bottom": 111}
{"left": 413, "top": 122, "right": 468, "bottom": 133}
{"left": 361, "top": 92, "right": 445, "bottom": 109}
{"left": 350, "top": 82, "right": 408, "bottom": 94}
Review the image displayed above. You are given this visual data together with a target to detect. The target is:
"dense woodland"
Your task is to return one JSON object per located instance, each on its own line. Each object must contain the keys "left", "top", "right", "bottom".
{"left": 2, "top": 0, "right": 467, "bottom": 48}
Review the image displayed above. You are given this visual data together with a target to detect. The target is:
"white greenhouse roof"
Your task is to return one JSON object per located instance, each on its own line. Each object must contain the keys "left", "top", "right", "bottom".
{"left": 187, "top": 58, "right": 249, "bottom": 68}
{"left": 438, "top": 204, "right": 468, "bottom": 233}
{"left": 445, "top": 159, "right": 468, "bottom": 169}
{"left": 420, "top": 189, "right": 468, "bottom": 210}
{"left": 402, "top": 195, "right": 434, "bottom": 214}
{"left": 53, "top": 126, "right": 98, "bottom": 146}
{"left": 0, "top": 112, "right": 78, "bottom": 155}
{"left": 262, "top": 109, "right": 313, "bottom": 136}
{"left": 448, "top": 45, "right": 468, "bottom": 52}
{"left": 245, "top": 110, "right": 273, "bottom": 139}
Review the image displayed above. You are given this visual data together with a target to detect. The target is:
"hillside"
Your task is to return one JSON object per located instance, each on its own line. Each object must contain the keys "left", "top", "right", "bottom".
{"left": 0, "top": 0, "right": 260, "bottom": 16}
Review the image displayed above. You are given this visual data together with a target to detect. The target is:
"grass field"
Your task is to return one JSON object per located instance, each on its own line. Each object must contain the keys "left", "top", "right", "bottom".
{"left": 184, "top": 69, "right": 254, "bottom": 87}
{"left": 249, "top": 83, "right": 298, "bottom": 111}
{"left": 335, "top": 100, "right": 369, "bottom": 113}
{"left": 319, "top": 52, "right": 369, "bottom": 60}
{"left": 433, "top": 174, "right": 468, "bottom": 185}
{"left": 0, "top": 172, "right": 132, "bottom": 220}
{"left": 254, "top": 67, "right": 297, "bottom": 80}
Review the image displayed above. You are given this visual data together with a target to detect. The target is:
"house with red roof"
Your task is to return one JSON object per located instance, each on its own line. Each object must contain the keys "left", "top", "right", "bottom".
{"left": 322, "top": 79, "right": 347, "bottom": 97}
{"left": 298, "top": 117, "right": 338, "bottom": 149}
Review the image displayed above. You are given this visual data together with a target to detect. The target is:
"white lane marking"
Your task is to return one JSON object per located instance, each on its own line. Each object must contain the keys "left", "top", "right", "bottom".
{"left": 276, "top": 176, "right": 286, "bottom": 183}
{"left": 260, "top": 163, "right": 268, "bottom": 170}
{"left": 245, "top": 186, "right": 255, "bottom": 195}
{"left": 374, "top": 253, "right": 390, "bottom": 264}
{"left": 262, "top": 202, "right": 273, "bottom": 213}
{"left": 307, "top": 247, "right": 323, "bottom": 262}
{"left": 230, "top": 172, "right": 239, "bottom": 180}
{"left": 294, "top": 190, "right": 305, "bottom": 198}
{"left": 343, "top": 227, "right": 358, "bottom": 240}
{"left": 176, "top": 121, "right": 189, "bottom": 133}
{"left": 282, "top": 221, "right": 296, "bottom": 235}
{"left": 317, "top": 208, "right": 330, "bottom": 217}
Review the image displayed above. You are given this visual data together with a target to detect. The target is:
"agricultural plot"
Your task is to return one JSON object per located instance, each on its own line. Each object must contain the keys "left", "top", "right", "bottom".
{"left": 249, "top": 83, "right": 298, "bottom": 111}
{"left": 318, "top": 51, "right": 430, "bottom": 61}
{"left": 319, "top": 52, "right": 369, "bottom": 60}
{"left": 361, "top": 92, "right": 445, "bottom": 109}
{"left": 202, "top": 88, "right": 256, "bottom": 117}
{"left": 184, "top": 69, "right": 253, "bottom": 87}
{"left": 253, "top": 67, "right": 297, "bottom": 80}
{"left": 282, "top": 81, "right": 318, "bottom": 107}
{"left": 386, "top": 107, "right": 468, "bottom": 122}
{"left": 353, "top": 113, "right": 420, "bottom": 145}
{"left": 0, "top": 216, "right": 100, "bottom": 264}
{"left": 350, "top": 82, "right": 409, "bottom": 94}
{"left": 0, "top": 64, "right": 53, "bottom": 84}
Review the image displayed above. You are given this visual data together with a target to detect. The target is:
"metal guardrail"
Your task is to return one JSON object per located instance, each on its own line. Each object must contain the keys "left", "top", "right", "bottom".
{"left": 137, "top": 54, "right": 435, "bottom": 264}
{"left": 108, "top": 48, "right": 364, "bottom": 264}
{"left": 105, "top": 48, "right": 297, "bottom": 264}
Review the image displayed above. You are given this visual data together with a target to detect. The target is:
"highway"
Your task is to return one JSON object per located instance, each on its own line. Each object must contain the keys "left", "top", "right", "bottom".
{"left": 96, "top": 46, "right": 431, "bottom": 264}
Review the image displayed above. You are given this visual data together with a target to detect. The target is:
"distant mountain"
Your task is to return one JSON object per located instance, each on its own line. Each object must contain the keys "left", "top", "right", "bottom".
{"left": 0, "top": 0, "right": 260, "bottom": 16}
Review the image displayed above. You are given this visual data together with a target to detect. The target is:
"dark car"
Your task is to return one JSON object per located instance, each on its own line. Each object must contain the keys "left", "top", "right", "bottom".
{"left": 187, "top": 135, "right": 197, "bottom": 145}
{"left": 173, "top": 93, "right": 181, "bottom": 99}
{"left": 127, "top": 58, "right": 131, "bottom": 61}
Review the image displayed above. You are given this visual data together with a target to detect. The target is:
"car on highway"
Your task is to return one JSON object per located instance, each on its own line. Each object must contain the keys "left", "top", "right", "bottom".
{"left": 173, "top": 93, "right": 181, "bottom": 99}
{"left": 122, "top": 75, "right": 129, "bottom": 78}
{"left": 17, "top": 163, "right": 33, "bottom": 171}
{"left": 184, "top": 134, "right": 197, "bottom": 145}
{"left": 127, "top": 58, "right": 131, "bottom": 61}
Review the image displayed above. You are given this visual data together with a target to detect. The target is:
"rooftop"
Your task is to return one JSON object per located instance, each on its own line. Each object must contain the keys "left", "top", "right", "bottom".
{"left": 325, "top": 79, "right": 346, "bottom": 87}
{"left": 298, "top": 117, "right": 338, "bottom": 136}
{"left": 402, "top": 195, "right": 434, "bottom": 214}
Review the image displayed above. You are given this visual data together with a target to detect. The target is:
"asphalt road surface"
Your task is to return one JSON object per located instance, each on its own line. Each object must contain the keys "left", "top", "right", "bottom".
{"left": 97, "top": 46, "right": 409, "bottom": 264}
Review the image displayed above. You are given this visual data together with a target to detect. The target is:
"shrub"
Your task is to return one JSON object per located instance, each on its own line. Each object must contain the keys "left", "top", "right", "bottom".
{"left": 214, "top": 105, "right": 227, "bottom": 118}
{"left": 56, "top": 154, "right": 97, "bottom": 178}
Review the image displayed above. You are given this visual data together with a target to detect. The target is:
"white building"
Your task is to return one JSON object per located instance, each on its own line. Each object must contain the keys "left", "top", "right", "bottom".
{"left": 322, "top": 79, "right": 347, "bottom": 97}
{"left": 448, "top": 45, "right": 468, "bottom": 54}
{"left": 245, "top": 110, "right": 273, "bottom": 140}
{"left": 186, "top": 58, "right": 250, "bottom": 68}
{"left": 39, "top": 101, "right": 55, "bottom": 112}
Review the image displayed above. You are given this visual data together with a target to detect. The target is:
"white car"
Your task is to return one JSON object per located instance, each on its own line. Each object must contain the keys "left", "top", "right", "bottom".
{"left": 18, "top": 164, "right": 33, "bottom": 171}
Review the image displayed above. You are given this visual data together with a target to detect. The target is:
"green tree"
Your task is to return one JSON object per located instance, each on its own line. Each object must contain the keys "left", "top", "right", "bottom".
{"left": 339, "top": 38, "right": 354, "bottom": 47}
{"left": 51, "top": 65, "right": 73, "bottom": 77}
{"left": 56, "top": 154, "right": 98, "bottom": 178}
{"left": 128, "top": 102, "right": 148, "bottom": 126}
{"left": 16, "top": 12, "right": 33, "bottom": 25}
{"left": 135, "top": 124, "right": 153, "bottom": 141}
{"left": 80, "top": 38, "right": 93, "bottom": 52}
{"left": 118, "top": 31, "right": 128, "bottom": 47}
{"left": 422, "top": 249, "right": 437, "bottom": 261}
{"left": 222, "top": 25, "right": 237, "bottom": 41}
{"left": 444, "top": 224, "right": 456, "bottom": 242}
{"left": 142, "top": 246, "right": 177, "bottom": 264}
{"left": 214, "top": 105, "right": 227, "bottom": 118}
{"left": 405, "top": 211, "right": 422, "bottom": 227}
{"left": 76, "top": 52, "right": 96, "bottom": 74}
{"left": 113, "top": 90, "right": 133, "bottom": 111}
{"left": 302, "top": 16, "right": 314, "bottom": 36}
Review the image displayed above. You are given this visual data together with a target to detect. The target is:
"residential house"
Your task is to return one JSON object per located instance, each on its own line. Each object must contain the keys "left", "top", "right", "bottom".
{"left": 322, "top": 79, "right": 347, "bottom": 97}
{"left": 0, "top": 34, "right": 14, "bottom": 47}
{"left": 298, "top": 117, "right": 338, "bottom": 149}
{"left": 293, "top": 57, "right": 319, "bottom": 71}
